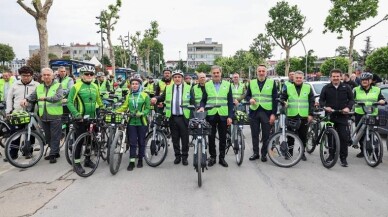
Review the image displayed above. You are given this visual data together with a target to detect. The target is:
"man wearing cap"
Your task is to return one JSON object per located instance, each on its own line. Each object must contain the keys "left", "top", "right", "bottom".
{"left": 67, "top": 69, "right": 104, "bottom": 174}
{"left": 151, "top": 70, "right": 191, "bottom": 165}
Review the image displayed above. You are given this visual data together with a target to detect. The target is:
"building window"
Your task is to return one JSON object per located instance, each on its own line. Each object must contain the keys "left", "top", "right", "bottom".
{"left": 73, "top": 50, "right": 77, "bottom": 54}
{"left": 94, "top": 50, "right": 98, "bottom": 54}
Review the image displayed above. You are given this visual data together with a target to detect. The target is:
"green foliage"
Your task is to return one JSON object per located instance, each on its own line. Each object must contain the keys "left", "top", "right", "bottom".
{"left": 275, "top": 58, "right": 303, "bottom": 76}
{"left": 196, "top": 63, "right": 211, "bottom": 73}
{"left": 214, "top": 50, "right": 262, "bottom": 78}
{"left": 365, "top": 46, "right": 388, "bottom": 76}
{"left": 0, "top": 65, "right": 10, "bottom": 72}
{"left": 299, "top": 49, "right": 318, "bottom": 73}
{"left": 335, "top": 46, "right": 361, "bottom": 61}
{"left": 319, "top": 57, "right": 349, "bottom": 76}
{"left": 139, "top": 21, "right": 161, "bottom": 72}
{"left": 249, "top": 33, "right": 275, "bottom": 60}
{"left": 214, "top": 56, "right": 236, "bottom": 78}
{"left": 27, "top": 53, "right": 41, "bottom": 72}
{"left": 323, "top": 0, "right": 378, "bottom": 38}
{"left": 114, "top": 45, "right": 128, "bottom": 67}
{"left": 0, "top": 43, "right": 15, "bottom": 64}
{"left": 100, "top": 55, "right": 111, "bottom": 66}
{"left": 48, "top": 53, "right": 58, "bottom": 60}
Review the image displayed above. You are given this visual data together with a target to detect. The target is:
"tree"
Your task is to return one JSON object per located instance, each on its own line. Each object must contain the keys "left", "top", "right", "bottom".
{"left": 27, "top": 53, "right": 41, "bottom": 72}
{"left": 233, "top": 50, "right": 262, "bottom": 78}
{"left": 0, "top": 44, "right": 16, "bottom": 65}
{"left": 319, "top": 57, "right": 349, "bottom": 76}
{"left": 275, "top": 57, "right": 303, "bottom": 76}
{"left": 149, "top": 39, "right": 164, "bottom": 75}
{"left": 324, "top": 0, "right": 388, "bottom": 74}
{"left": 17, "top": 0, "right": 53, "bottom": 69}
{"left": 139, "top": 21, "right": 160, "bottom": 73}
{"left": 360, "top": 36, "right": 374, "bottom": 66}
{"left": 299, "top": 49, "right": 318, "bottom": 73}
{"left": 365, "top": 46, "right": 388, "bottom": 77}
{"left": 114, "top": 45, "right": 128, "bottom": 67}
{"left": 335, "top": 46, "right": 361, "bottom": 61}
{"left": 214, "top": 56, "right": 236, "bottom": 78}
{"left": 266, "top": 1, "right": 312, "bottom": 76}
{"left": 101, "top": 54, "right": 111, "bottom": 66}
{"left": 48, "top": 53, "right": 58, "bottom": 60}
{"left": 196, "top": 63, "right": 211, "bottom": 73}
{"left": 130, "top": 31, "right": 142, "bottom": 72}
{"left": 249, "top": 33, "right": 275, "bottom": 60}
{"left": 96, "top": 0, "right": 122, "bottom": 75}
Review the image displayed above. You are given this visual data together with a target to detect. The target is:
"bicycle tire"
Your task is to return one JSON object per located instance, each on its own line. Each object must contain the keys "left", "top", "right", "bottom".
{"left": 64, "top": 129, "right": 76, "bottom": 165}
{"left": 5, "top": 130, "right": 44, "bottom": 168}
{"left": 109, "top": 130, "right": 124, "bottom": 175}
{"left": 99, "top": 128, "right": 110, "bottom": 162}
{"left": 72, "top": 132, "right": 100, "bottom": 177}
{"left": 59, "top": 126, "right": 67, "bottom": 149}
{"left": 362, "top": 130, "right": 383, "bottom": 167}
{"left": 235, "top": 130, "right": 245, "bottom": 166}
{"left": 0, "top": 120, "right": 11, "bottom": 148}
{"left": 320, "top": 127, "right": 340, "bottom": 169}
{"left": 267, "top": 131, "right": 304, "bottom": 168}
{"left": 306, "top": 123, "right": 317, "bottom": 154}
{"left": 197, "top": 138, "right": 202, "bottom": 187}
{"left": 106, "top": 126, "right": 116, "bottom": 164}
{"left": 144, "top": 129, "right": 168, "bottom": 167}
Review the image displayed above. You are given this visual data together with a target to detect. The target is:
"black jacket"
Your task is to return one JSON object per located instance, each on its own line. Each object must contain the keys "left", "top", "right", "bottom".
{"left": 319, "top": 82, "right": 354, "bottom": 124}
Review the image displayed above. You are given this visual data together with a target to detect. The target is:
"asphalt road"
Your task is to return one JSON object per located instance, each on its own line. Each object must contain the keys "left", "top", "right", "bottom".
{"left": 0, "top": 129, "right": 388, "bottom": 217}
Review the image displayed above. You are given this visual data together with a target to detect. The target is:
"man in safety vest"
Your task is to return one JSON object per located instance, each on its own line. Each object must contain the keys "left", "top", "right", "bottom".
{"left": 245, "top": 64, "right": 278, "bottom": 163}
{"left": 199, "top": 66, "right": 234, "bottom": 167}
{"left": 231, "top": 73, "right": 246, "bottom": 106}
{"left": 191, "top": 72, "right": 206, "bottom": 108}
{"left": 151, "top": 70, "right": 191, "bottom": 166}
{"left": 280, "top": 71, "right": 314, "bottom": 161}
{"left": 56, "top": 66, "right": 74, "bottom": 113}
{"left": 0, "top": 70, "right": 15, "bottom": 102}
{"left": 143, "top": 76, "right": 155, "bottom": 98}
{"left": 22, "top": 68, "right": 63, "bottom": 163}
{"left": 154, "top": 69, "right": 173, "bottom": 113}
{"left": 353, "top": 72, "right": 385, "bottom": 158}
{"left": 95, "top": 72, "right": 110, "bottom": 98}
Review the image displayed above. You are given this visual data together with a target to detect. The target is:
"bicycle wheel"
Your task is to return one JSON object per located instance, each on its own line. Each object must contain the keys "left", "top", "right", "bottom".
{"left": 72, "top": 132, "right": 100, "bottom": 177}
{"left": 197, "top": 138, "right": 202, "bottom": 187}
{"left": 235, "top": 129, "right": 245, "bottom": 166}
{"left": 99, "top": 128, "right": 110, "bottom": 162}
{"left": 4, "top": 130, "right": 44, "bottom": 168}
{"left": 267, "top": 131, "right": 304, "bottom": 168}
{"left": 144, "top": 130, "right": 168, "bottom": 167}
{"left": 363, "top": 130, "right": 383, "bottom": 167}
{"left": 64, "top": 129, "right": 76, "bottom": 165}
{"left": 306, "top": 123, "right": 317, "bottom": 154}
{"left": 109, "top": 130, "right": 124, "bottom": 175}
{"left": 320, "top": 128, "right": 340, "bottom": 169}
{"left": 0, "top": 120, "right": 11, "bottom": 148}
{"left": 59, "top": 125, "right": 67, "bottom": 149}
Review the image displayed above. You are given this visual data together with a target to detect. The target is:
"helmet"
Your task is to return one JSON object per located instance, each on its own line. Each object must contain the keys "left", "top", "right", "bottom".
{"left": 96, "top": 72, "right": 104, "bottom": 77}
{"left": 117, "top": 75, "right": 122, "bottom": 80}
{"left": 360, "top": 72, "right": 373, "bottom": 80}
{"left": 79, "top": 66, "right": 95, "bottom": 73}
{"left": 172, "top": 70, "right": 184, "bottom": 77}
{"left": 130, "top": 77, "right": 143, "bottom": 84}
{"left": 162, "top": 68, "right": 172, "bottom": 73}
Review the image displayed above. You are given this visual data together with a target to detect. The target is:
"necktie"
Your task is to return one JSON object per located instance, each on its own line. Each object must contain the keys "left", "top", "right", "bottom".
{"left": 175, "top": 85, "right": 180, "bottom": 115}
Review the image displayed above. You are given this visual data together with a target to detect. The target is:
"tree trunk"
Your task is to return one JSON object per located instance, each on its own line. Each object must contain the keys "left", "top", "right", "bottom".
{"left": 146, "top": 49, "right": 151, "bottom": 73}
{"left": 36, "top": 17, "right": 49, "bottom": 69}
{"left": 285, "top": 47, "right": 291, "bottom": 76}
{"left": 107, "top": 30, "right": 115, "bottom": 75}
{"left": 348, "top": 30, "right": 355, "bottom": 74}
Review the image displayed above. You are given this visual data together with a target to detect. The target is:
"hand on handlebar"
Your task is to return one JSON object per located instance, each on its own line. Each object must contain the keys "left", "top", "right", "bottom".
{"left": 324, "top": 107, "right": 333, "bottom": 113}
{"left": 197, "top": 107, "right": 205, "bottom": 112}
{"left": 342, "top": 107, "right": 350, "bottom": 114}
{"left": 249, "top": 98, "right": 256, "bottom": 105}
{"left": 378, "top": 100, "right": 386, "bottom": 105}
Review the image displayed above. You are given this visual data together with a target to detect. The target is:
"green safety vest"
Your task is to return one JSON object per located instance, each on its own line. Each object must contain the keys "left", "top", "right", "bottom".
{"left": 232, "top": 82, "right": 244, "bottom": 100}
{"left": 249, "top": 79, "right": 274, "bottom": 111}
{"left": 72, "top": 81, "right": 100, "bottom": 115}
{"left": 0, "top": 78, "right": 14, "bottom": 101}
{"left": 165, "top": 84, "right": 191, "bottom": 119}
{"left": 36, "top": 82, "right": 63, "bottom": 116}
{"left": 286, "top": 83, "right": 310, "bottom": 117}
{"left": 121, "top": 80, "right": 130, "bottom": 91}
{"left": 193, "top": 84, "right": 204, "bottom": 106}
{"left": 205, "top": 80, "right": 230, "bottom": 116}
{"left": 354, "top": 86, "right": 380, "bottom": 115}
{"left": 158, "top": 80, "right": 173, "bottom": 95}
{"left": 97, "top": 80, "right": 107, "bottom": 92}
{"left": 60, "top": 76, "right": 71, "bottom": 91}
{"left": 145, "top": 82, "right": 155, "bottom": 95}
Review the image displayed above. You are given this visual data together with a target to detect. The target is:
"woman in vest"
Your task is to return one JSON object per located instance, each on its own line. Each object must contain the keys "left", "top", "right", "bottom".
{"left": 116, "top": 77, "right": 150, "bottom": 171}
{"left": 353, "top": 72, "right": 385, "bottom": 158}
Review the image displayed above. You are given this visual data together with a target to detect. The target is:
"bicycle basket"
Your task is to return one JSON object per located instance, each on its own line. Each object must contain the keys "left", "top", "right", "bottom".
{"left": 364, "top": 115, "right": 387, "bottom": 126}
{"left": 10, "top": 111, "right": 30, "bottom": 125}
{"left": 188, "top": 120, "right": 212, "bottom": 135}
{"left": 233, "top": 110, "right": 250, "bottom": 125}
{"left": 104, "top": 113, "right": 124, "bottom": 124}
{"left": 285, "top": 118, "right": 301, "bottom": 130}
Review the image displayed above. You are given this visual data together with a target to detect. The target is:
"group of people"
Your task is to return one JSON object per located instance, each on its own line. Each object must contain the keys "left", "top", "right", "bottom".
{"left": 1, "top": 63, "right": 386, "bottom": 172}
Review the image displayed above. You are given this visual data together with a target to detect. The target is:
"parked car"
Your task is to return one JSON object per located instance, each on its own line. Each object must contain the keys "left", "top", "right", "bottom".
{"left": 377, "top": 84, "right": 388, "bottom": 136}
{"left": 306, "top": 81, "right": 330, "bottom": 104}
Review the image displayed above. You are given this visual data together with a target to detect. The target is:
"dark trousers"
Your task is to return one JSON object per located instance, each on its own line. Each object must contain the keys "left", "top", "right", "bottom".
{"left": 207, "top": 114, "right": 227, "bottom": 159}
{"left": 169, "top": 116, "right": 189, "bottom": 159}
{"left": 74, "top": 122, "right": 89, "bottom": 161}
{"left": 127, "top": 125, "right": 147, "bottom": 159}
{"left": 42, "top": 119, "right": 62, "bottom": 156}
{"left": 250, "top": 111, "right": 271, "bottom": 156}
{"left": 287, "top": 118, "right": 308, "bottom": 154}
{"left": 333, "top": 122, "right": 350, "bottom": 160}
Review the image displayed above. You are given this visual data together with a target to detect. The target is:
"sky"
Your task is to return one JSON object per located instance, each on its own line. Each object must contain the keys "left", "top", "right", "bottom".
{"left": 1, "top": 0, "right": 388, "bottom": 61}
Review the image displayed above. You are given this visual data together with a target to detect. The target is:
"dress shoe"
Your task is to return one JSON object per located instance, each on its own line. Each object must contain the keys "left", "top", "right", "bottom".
{"left": 49, "top": 155, "right": 57, "bottom": 164}
{"left": 182, "top": 158, "right": 188, "bottom": 166}
{"left": 249, "top": 154, "right": 260, "bottom": 161}
{"left": 301, "top": 154, "right": 307, "bottom": 161}
{"left": 174, "top": 157, "right": 181, "bottom": 164}
{"left": 356, "top": 152, "right": 364, "bottom": 158}
{"left": 261, "top": 155, "right": 267, "bottom": 162}
{"left": 340, "top": 159, "right": 348, "bottom": 167}
{"left": 137, "top": 159, "right": 143, "bottom": 168}
{"left": 127, "top": 162, "right": 135, "bottom": 171}
{"left": 207, "top": 158, "right": 216, "bottom": 167}
{"left": 84, "top": 159, "right": 96, "bottom": 169}
{"left": 219, "top": 158, "right": 228, "bottom": 167}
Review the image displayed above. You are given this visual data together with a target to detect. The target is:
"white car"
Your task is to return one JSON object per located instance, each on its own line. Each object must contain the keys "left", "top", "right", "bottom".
{"left": 306, "top": 81, "right": 330, "bottom": 103}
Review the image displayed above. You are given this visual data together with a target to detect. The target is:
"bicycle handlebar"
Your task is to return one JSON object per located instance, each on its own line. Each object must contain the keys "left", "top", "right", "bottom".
{"left": 180, "top": 105, "right": 221, "bottom": 111}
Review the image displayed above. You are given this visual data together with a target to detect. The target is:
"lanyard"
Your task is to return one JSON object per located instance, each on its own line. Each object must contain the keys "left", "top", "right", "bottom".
{"left": 131, "top": 88, "right": 142, "bottom": 109}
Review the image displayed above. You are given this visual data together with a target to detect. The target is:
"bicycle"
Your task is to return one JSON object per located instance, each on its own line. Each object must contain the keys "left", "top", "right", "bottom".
{"left": 225, "top": 103, "right": 250, "bottom": 166}
{"left": 182, "top": 105, "right": 218, "bottom": 187}
{"left": 267, "top": 99, "right": 304, "bottom": 168}
{"left": 348, "top": 102, "right": 386, "bottom": 167}
{"left": 63, "top": 115, "right": 77, "bottom": 165}
{"left": 305, "top": 108, "right": 343, "bottom": 169}
{"left": 144, "top": 112, "right": 169, "bottom": 167}
{"left": 71, "top": 112, "right": 110, "bottom": 177}
{"left": 4, "top": 111, "right": 47, "bottom": 168}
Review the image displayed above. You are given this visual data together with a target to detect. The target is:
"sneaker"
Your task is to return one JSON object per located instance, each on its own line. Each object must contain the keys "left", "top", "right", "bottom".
{"left": 261, "top": 155, "right": 267, "bottom": 162}
{"left": 182, "top": 158, "right": 188, "bottom": 166}
{"left": 137, "top": 160, "right": 143, "bottom": 168}
{"left": 356, "top": 152, "right": 364, "bottom": 158}
{"left": 340, "top": 159, "right": 348, "bottom": 167}
{"left": 127, "top": 162, "right": 135, "bottom": 171}
{"left": 74, "top": 163, "right": 85, "bottom": 174}
{"left": 84, "top": 159, "right": 96, "bottom": 169}
{"left": 174, "top": 157, "right": 181, "bottom": 164}
{"left": 207, "top": 158, "right": 216, "bottom": 167}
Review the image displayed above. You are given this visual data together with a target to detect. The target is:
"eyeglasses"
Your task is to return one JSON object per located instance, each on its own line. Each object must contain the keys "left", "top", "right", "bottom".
{"left": 84, "top": 73, "right": 94, "bottom": 76}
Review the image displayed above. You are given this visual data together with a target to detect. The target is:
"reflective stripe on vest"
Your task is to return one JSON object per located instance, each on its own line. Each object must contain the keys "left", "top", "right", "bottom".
{"left": 286, "top": 83, "right": 310, "bottom": 117}
{"left": 37, "top": 82, "right": 63, "bottom": 116}
{"left": 61, "top": 76, "right": 71, "bottom": 91}
{"left": 205, "top": 81, "right": 230, "bottom": 116}
{"left": 249, "top": 79, "right": 274, "bottom": 110}
{"left": 194, "top": 84, "right": 203, "bottom": 105}
{"left": 165, "top": 84, "right": 191, "bottom": 119}
{"left": 354, "top": 86, "right": 380, "bottom": 115}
